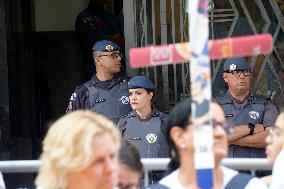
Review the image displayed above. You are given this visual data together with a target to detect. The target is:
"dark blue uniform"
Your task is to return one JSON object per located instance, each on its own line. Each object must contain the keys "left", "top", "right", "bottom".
{"left": 117, "top": 109, "right": 170, "bottom": 158}
{"left": 66, "top": 75, "right": 131, "bottom": 124}
{"left": 214, "top": 92, "right": 278, "bottom": 158}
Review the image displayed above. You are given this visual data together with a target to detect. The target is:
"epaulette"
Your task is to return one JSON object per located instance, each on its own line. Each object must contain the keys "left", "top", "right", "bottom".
{"left": 213, "top": 94, "right": 231, "bottom": 105}
{"left": 119, "top": 76, "right": 131, "bottom": 82}
{"left": 249, "top": 94, "right": 268, "bottom": 104}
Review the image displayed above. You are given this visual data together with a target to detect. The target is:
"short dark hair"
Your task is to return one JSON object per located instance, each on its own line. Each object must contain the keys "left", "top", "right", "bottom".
{"left": 118, "top": 140, "right": 143, "bottom": 175}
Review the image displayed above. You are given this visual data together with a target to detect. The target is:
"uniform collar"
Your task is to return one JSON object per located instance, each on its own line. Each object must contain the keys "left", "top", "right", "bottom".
{"left": 91, "top": 75, "right": 121, "bottom": 90}
{"left": 130, "top": 108, "right": 160, "bottom": 121}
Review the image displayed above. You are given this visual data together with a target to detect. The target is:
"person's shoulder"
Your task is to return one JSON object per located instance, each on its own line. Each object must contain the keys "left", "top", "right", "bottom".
{"left": 117, "top": 111, "right": 135, "bottom": 128}
{"left": 118, "top": 76, "right": 131, "bottom": 82}
{"left": 250, "top": 94, "right": 270, "bottom": 102}
{"left": 157, "top": 169, "right": 180, "bottom": 189}
{"left": 74, "top": 83, "right": 88, "bottom": 94}
{"left": 245, "top": 177, "right": 268, "bottom": 189}
{"left": 213, "top": 92, "right": 230, "bottom": 104}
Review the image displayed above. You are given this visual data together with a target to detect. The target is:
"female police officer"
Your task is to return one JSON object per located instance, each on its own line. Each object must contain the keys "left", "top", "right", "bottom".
{"left": 117, "top": 76, "right": 170, "bottom": 158}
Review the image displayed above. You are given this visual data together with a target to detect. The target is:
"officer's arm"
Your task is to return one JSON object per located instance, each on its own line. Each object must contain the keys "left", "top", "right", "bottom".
{"left": 65, "top": 87, "right": 89, "bottom": 113}
{"left": 117, "top": 117, "right": 127, "bottom": 136}
{"left": 263, "top": 101, "right": 278, "bottom": 127}
{"left": 230, "top": 128, "right": 269, "bottom": 148}
{"left": 228, "top": 124, "right": 265, "bottom": 143}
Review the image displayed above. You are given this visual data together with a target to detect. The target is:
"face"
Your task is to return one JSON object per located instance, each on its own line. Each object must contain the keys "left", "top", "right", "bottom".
{"left": 118, "top": 165, "right": 140, "bottom": 189}
{"left": 223, "top": 70, "right": 251, "bottom": 95}
{"left": 129, "top": 88, "right": 153, "bottom": 111}
{"left": 67, "top": 133, "right": 119, "bottom": 189}
{"left": 96, "top": 51, "right": 122, "bottom": 75}
{"left": 171, "top": 103, "right": 228, "bottom": 165}
{"left": 211, "top": 103, "right": 228, "bottom": 165}
{"left": 265, "top": 113, "right": 284, "bottom": 164}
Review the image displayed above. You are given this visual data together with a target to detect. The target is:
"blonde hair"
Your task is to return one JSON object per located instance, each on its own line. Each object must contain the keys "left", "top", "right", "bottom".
{"left": 35, "top": 110, "right": 121, "bottom": 189}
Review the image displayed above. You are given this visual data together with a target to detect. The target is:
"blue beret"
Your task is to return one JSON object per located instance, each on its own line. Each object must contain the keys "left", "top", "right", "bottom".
{"left": 223, "top": 57, "right": 251, "bottom": 72}
{"left": 92, "top": 40, "right": 120, "bottom": 52}
{"left": 128, "top": 76, "right": 155, "bottom": 90}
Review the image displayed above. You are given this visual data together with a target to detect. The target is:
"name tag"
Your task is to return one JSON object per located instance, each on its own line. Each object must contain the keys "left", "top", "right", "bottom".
{"left": 94, "top": 99, "right": 106, "bottom": 103}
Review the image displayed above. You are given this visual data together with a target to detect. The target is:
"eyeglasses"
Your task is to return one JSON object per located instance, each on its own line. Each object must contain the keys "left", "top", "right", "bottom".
{"left": 98, "top": 52, "right": 123, "bottom": 59}
{"left": 268, "top": 127, "right": 282, "bottom": 138}
{"left": 226, "top": 70, "right": 251, "bottom": 77}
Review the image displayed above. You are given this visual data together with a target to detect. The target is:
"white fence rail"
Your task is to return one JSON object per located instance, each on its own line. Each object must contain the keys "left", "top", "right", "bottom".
{"left": 0, "top": 158, "right": 272, "bottom": 187}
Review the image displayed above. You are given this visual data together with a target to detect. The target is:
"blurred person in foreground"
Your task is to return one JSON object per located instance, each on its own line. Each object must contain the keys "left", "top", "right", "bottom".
{"left": 262, "top": 108, "right": 284, "bottom": 188}
{"left": 118, "top": 140, "right": 143, "bottom": 189}
{"left": 35, "top": 110, "right": 121, "bottom": 189}
{"left": 151, "top": 98, "right": 267, "bottom": 189}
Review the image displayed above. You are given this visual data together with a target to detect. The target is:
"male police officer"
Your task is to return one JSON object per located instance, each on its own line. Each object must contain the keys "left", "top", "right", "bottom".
{"left": 214, "top": 57, "right": 278, "bottom": 161}
{"left": 66, "top": 40, "right": 131, "bottom": 124}
{"left": 117, "top": 76, "right": 169, "bottom": 159}
{"left": 75, "top": 0, "right": 124, "bottom": 78}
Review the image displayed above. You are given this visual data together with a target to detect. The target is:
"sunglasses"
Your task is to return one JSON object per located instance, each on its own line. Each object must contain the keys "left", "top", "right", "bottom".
{"left": 98, "top": 52, "right": 123, "bottom": 59}
{"left": 225, "top": 70, "right": 251, "bottom": 77}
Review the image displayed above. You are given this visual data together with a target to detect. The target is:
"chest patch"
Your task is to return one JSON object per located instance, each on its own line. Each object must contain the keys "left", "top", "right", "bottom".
{"left": 249, "top": 111, "right": 259, "bottom": 119}
{"left": 146, "top": 134, "right": 157, "bottom": 144}
{"left": 119, "top": 96, "right": 129, "bottom": 105}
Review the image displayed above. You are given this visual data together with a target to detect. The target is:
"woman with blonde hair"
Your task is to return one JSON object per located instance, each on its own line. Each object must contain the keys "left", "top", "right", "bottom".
{"left": 35, "top": 110, "right": 121, "bottom": 189}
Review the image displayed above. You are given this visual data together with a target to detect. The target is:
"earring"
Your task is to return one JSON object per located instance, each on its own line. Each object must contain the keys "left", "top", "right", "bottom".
{"left": 180, "top": 143, "right": 186, "bottom": 149}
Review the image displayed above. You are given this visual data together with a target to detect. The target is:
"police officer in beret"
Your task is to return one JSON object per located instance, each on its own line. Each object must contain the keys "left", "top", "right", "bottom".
{"left": 118, "top": 76, "right": 170, "bottom": 158}
{"left": 66, "top": 40, "right": 131, "bottom": 124}
{"left": 117, "top": 76, "right": 169, "bottom": 183}
{"left": 214, "top": 57, "right": 278, "bottom": 175}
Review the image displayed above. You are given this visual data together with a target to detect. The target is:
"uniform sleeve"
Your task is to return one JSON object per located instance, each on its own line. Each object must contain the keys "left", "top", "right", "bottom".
{"left": 66, "top": 86, "right": 89, "bottom": 113}
{"left": 263, "top": 101, "right": 278, "bottom": 127}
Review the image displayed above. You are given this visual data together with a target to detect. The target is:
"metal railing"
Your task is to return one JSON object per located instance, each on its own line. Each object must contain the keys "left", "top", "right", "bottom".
{"left": 0, "top": 158, "right": 272, "bottom": 187}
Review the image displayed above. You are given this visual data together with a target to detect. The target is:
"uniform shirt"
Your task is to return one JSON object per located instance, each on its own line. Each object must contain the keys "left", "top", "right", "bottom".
{"left": 214, "top": 92, "right": 278, "bottom": 158}
{"left": 66, "top": 75, "right": 131, "bottom": 124}
{"left": 156, "top": 166, "right": 267, "bottom": 189}
{"left": 117, "top": 109, "right": 170, "bottom": 158}
{"left": 75, "top": 5, "right": 122, "bottom": 50}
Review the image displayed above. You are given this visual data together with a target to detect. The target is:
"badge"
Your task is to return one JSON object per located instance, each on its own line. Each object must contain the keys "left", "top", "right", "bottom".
{"left": 106, "top": 45, "right": 114, "bottom": 51}
{"left": 229, "top": 64, "right": 236, "bottom": 71}
{"left": 70, "top": 93, "right": 77, "bottom": 101}
{"left": 119, "top": 96, "right": 129, "bottom": 105}
{"left": 146, "top": 134, "right": 157, "bottom": 144}
{"left": 249, "top": 111, "right": 259, "bottom": 119}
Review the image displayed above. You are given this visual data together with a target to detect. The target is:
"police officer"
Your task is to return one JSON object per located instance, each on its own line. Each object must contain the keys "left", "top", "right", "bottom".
{"left": 214, "top": 57, "right": 278, "bottom": 161}
{"left": 75, "top": 0, "right": 124, "bottom": 78}
{"left": 117, "top": 76, "right": 170, "bottom": 159}
{"left": 66, "top": 40, "right": 131, "bottom": 124}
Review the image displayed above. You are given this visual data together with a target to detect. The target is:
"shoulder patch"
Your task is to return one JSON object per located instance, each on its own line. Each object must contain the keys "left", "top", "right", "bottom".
{"left": 70, "top": 93, "right": 77, "bottom": 101}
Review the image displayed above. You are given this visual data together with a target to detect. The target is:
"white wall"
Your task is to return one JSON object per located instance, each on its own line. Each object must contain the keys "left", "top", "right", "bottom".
{"left": 34, "top": 0, "right": 88, "bottom": 31}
